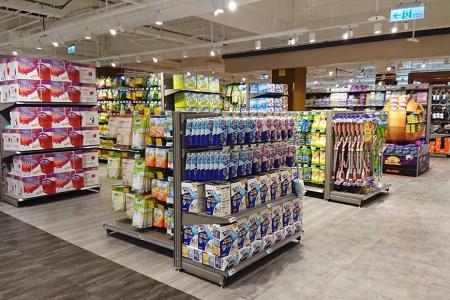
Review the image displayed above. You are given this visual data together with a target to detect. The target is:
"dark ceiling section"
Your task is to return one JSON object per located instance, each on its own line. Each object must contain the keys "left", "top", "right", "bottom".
{"left": 223, "top": 27, "right": 450, "bottom": 59}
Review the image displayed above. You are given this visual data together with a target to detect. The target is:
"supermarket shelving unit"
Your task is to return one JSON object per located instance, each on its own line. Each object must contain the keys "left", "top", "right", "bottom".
{"left": 172, "top": 111, "right": 303, "bottom": 287}
{"left": 0, "top": 102, "right": 101, "bottom": 207}
{"left": 428, "top": 85, "right": 450, "bottom": 158}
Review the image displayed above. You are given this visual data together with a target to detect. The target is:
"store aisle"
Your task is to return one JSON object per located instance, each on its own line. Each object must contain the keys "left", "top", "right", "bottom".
{"left": 1, "top": 160, "right": 450, "bottom": 299}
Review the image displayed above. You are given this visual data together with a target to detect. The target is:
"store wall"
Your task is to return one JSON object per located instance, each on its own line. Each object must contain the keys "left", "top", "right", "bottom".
{"left": 408, "top": 71, "right": 450, "bottom": 84}
{"left": 223, "top": 34, "right": 450, "bottom": 73}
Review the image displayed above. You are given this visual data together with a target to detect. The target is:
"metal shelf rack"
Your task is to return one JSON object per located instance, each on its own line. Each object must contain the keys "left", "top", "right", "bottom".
{"left": 172, "top": 111, "right": 303, "bottom": 287}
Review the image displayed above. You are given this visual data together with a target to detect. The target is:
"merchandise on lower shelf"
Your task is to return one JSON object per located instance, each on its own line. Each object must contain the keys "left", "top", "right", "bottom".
{"left": 180, "top": 112, "right": 303, "bottom": 272}
{"left": 249, "top": 83, "right": 289, "bottom": 112}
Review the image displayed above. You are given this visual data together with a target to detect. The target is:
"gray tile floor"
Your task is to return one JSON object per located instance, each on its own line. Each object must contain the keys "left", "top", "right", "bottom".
{"left": 1, "top": 159, "right": 450, "bottom": 299}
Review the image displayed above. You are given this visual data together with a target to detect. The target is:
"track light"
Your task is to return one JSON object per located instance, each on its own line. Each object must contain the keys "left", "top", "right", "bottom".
{"left": 111, "top": 62, "right": 117, "bottom": 67}
{"left": 255, "top": 40, "right": 261, "bottom": 50}
{"left": 152, "top": 56, "right": 158, "bottom": 63}
{"left": 314, "top": 81, "right": 318, "bottom": 85}
{"left": 335, "top": 83, "right": 339, "bottom": 88}
{"left": 242, "top": 77, "right": 246, "bottom": 82}
{"left": 136, "top": 56, "right": 141, "bottom": 63}
{"left": 349, "top": 78, "right": 354, "bottom": 83}
{"left": 287, "top": 37, "right": 296, "bottom": 45}
{"left": 374, "top": 22, "right": 382, "bottom": 34}
{"left": 12, "top": 50, "right": 19, "bottom": 56}
{"left": 391, "top": 23, "right": 398, "bottom": 33}
{"left": 228, "top": 0, "right": 237, "bottom": 11}
{"left": 329, "top": 70, "right": 334, "bottom": 76}
{"left": 110, "top": 28, "right": 117, "bottom": 36}
{"left": 182, "top": 50, "right": 188, "bottom": 58}
{"left": 96, "top": 61, "right": 101, "bottom": 67}
{"left": 421, "top": 62, "right": 426, "bottom": 68}
{"left": 387, "top": 65, "right": 392, "bottom": 72}
{"left": 52, "top": 41, "right": 59, "bottom": 47}
{"left": 309, "top": 32, "right": 316, "bottom": 43}
{"left": 213, "top": 0, "right": 225, "bottom": 16}
{"left": 36, "top": 45, "right": 43, "bottom": 50}
{"left": 403, "top": 22, "right": 409, "bottom": 31}
{"left": 209, "top": 48, "right": 216, "bottom": 57}
{"left": 85, "top": 29, "right": 92, "bottom": 40}
{"left": 155, "top": 10, "right": 163, "bottom": 25}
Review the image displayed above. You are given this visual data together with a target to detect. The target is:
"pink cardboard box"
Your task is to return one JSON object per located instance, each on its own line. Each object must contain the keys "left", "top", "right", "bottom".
{"left": 80, "top": 107, "right": 99, "bottom": 127}
{"left": 7, "top": 56, "right": 52, "bottom": 81}
{"left": 50, "top": 81, "right": 66, "bottom": 102}
{"left": 12, "top": 153, "right": 54, "bottom": 176}
{"left": 65, "top": 82, "right": 82, "bottom": 103}
{"left": 82, "top": 149, "right": 99, "bottom": 168}
{"left": 66, "top": 107, "right": 81, "bottom": 127}
{"left": 53, "top": 127, "right": 72, "bottom": 148}
{"left": 51, "top": 107, "right": 70, "bottom": 128}
{"left": 68, "top": 128, "right": 83, "bottom": 147}
{"left": 53, "top": 151, "right": 74, "bottom": 172}
{"left": 71, "top": 169, "right": 85, "bottom": 190}
{"left": 83, "top": 167, "right": 99, "bottom": 187}
{"left": 4, "top": 128, "right": 53, "bottom": 151}
{"left": 9, "top": 79, "right": 52, "bottom": 102}
{"left": 55, "top": 171, "right": 74, "bottom": 193}
{"left": 82, "top": 126, "right": 100, "bottom": 146}
{"left": 71, "top": 150, "right": 84, "bottom": 170}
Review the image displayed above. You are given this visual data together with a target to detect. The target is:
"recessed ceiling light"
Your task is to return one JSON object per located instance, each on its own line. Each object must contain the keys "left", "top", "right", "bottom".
{"left": 228, "top": 0, "right": 237, "bottom": 11}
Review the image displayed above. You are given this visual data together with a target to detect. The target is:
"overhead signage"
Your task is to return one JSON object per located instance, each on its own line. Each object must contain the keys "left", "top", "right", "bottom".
{"left": 390, "top": 5, "right": 425, "bottom": 22}
{"left": 67, "top": 44, "right": 76, "bottom": 54}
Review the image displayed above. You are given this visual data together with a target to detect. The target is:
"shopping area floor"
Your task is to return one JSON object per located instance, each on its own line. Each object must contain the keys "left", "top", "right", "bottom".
{"left": 1, "top": 159, "right": 450, "bottom": 300}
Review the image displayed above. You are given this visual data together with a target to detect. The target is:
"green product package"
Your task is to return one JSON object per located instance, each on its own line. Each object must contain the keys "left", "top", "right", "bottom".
{"left": 209, "top": 77, "right": 220, "bottom": 92}
{"left": 131, "top": 115, "right": 148, "bottom": 150}
{"left": 107, "top": 152, "right": 122, "bottom": 179}
{"left": 173, "top": 73, "right": 185, "bottom": 89}
{"left": 174, "top": 92, "right": 187, "bottom": 110}
{"left": 132, "top": 155, "right": 146, "bottom": 192}
{"left": 184, "top": 73, "right": 197, "bottom": 90}
{"left": 197, "top": 75, "right": 209, "bottom": 91}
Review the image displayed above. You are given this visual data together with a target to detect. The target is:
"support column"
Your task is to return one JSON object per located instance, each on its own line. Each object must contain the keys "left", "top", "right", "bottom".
{"left": 272, "top": 67, "right": 306, "bottom": 111}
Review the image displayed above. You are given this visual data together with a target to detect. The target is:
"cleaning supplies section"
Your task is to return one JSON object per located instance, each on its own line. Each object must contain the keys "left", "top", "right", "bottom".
{"left": 0, "top": 56, "right": 100, "bottom": 207}
{"left": 176, "top": 112, "right": 303, "bottom": 287}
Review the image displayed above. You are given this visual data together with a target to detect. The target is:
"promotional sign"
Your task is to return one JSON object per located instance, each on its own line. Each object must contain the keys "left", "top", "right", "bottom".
{"left": 383, "top": 153, "right": 429, "bottom": 176}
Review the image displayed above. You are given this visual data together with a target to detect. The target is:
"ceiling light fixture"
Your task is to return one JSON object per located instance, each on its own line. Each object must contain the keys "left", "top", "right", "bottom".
{"left": 182, "top": 50, "right": 188, "bottom": 58}
{"left": 255, "top": 40, "right": 261, "bottom": 50}
{"left": 403, "top": 22, "right": 409, "bottom": 31}
{"left": 111, "top": 62, "right": 117, "bottom": 67}
{"left": 335, "top": 83, "right": 339, "bottom": 88}
{"left": 152, "top": 56, "right": 159, "bottom": 63}
{"left": 12, "top": 50, "right": 19, "bottom": 56}
{"left": 228, "top": 0, "right": 237, "bottom": 11}
{"left": 391, "top": 23, "right": 398, "bottom": 33}
{"left": 349, "top": 78, "right": 354, "bottom": 83}
{"left": 421, "top": 61, "right": 426, "bottom": 68}
{"left": 136, "top": 56, "right": 141, "bottom": 63}
{"left": 110, "top": 28, "right": 117, "bottom": 36}
{"left": 209, "top": 48, "right": 216, "bottom": 57}
{"left": 52, "top": 41, "right": 59, "bottom": 47}
{"left": 117, "top": 25, "right": 125, "bottom": 33}
{"left": 242, "top": 77, "right": 246, "bottom": 82}
{"left": 213, "top": 0, "right": 225, "bottom": 16}
{"left": 309, "top": 32, "right": 316, "bottom": 43}
{"left": 387, "top": 65, "right": 392, "bottom": 72}
{"left": 155, "top": 10, "right": 163, "bottom": 25}
{"left": 342, "top": 29, "right": 350, "bottom": 40}
{"left": 314, "top": 80, "right": 318, "bottom": 85}
{"left": 85, "top": 29, "right": 92, "bottom": 40}
{"left": 329, "top": 70, "right": 334, "bottom": 76}
{"left": 287, "top": 36, "right": 296, "bottom": 45}
{"left": 96, "top": 61, "right": 101, "bottom": 67}
{"left": 374, "top": 22, "right": 382, "bottom": 34}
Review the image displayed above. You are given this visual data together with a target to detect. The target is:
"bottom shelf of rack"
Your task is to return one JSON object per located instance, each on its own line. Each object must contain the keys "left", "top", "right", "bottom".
{"left": 430, "top": 153, "right": 450, "bottom": 158}
{"left": 304, "top": 184, "right": 325, "bottom": 194}
{"left": 103, "top": 217, "right": 174, "bottom": 251}
{"left": 1, "top": 185, "right": 101, "bottom": 207}
{"left": 329, "top": 184, "right": 391, "bottom": 206}
{"left": 181, "top": 230, "right": 302, "bottom": 287}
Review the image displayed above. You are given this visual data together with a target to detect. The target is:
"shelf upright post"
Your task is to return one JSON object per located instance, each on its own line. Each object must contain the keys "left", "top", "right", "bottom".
{"left": 426, "top": 85, "right": 433, "bottom": 144}
{"left": 324, "top": 110, "right": 334, "bottom": 200}
{"left": 173, "top": 111, "right": 183, "bottom": 270}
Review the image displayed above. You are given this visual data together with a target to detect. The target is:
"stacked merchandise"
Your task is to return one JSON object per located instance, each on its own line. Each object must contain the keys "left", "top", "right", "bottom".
{"left": 97, "top": 74, "right": 162, "bottom": 154}
{"left": 306, "top": 94, "right": 330, "bottom": 107}
{"left": 173, "top": 73, "right": 222, "bottom": 112}
{"left": 222, "top": 84, "right": 247, "bottom": 112}
{"left": 0, "top": 56, "right": 99, "bottom": 203}
{"left": 429, "top": 86, "right": 450, "bottom": 157}
{"left": 249, "top": 83, "right": 288, "bottom": 112}
{"left": 295, "top": 111, "right": 327, "bottom": 187}
{"left": 181, "top": 114, "right": 303, "bottom": 272}
{"left": 110, "top": 114, "right": 174, "bottom": 236}
{"left": 332, "top": 112, "right": 387, "bottom": 194}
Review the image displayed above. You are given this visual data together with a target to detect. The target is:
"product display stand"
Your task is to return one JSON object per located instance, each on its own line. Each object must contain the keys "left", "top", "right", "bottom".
{"left": 328, "top": 111, "right": 390, "bottom": 206}
{"left": 428, "top": 85, "right": 450, "bottom": 158}
{"left": 173, "top": 111, "right": 303, "bottom": 287}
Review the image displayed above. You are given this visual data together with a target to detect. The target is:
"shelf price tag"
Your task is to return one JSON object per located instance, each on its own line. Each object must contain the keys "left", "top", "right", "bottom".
{"left": 228, "top": 269, "right": 236, "bottom": 276}
{"left": 266, "top": 248, "right": 273, "bottom": 254}
{"left": 155, "top": 138, "right": 163, "bottom": 147}
{"left": 228, "top": 217, "right": 237, "bottom": 223}
{"left": 266, "top": 203, "right": 273, "bottom": 208}
{"left": 156, "top": 171, "right": 164, "bottom": 179}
